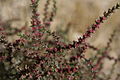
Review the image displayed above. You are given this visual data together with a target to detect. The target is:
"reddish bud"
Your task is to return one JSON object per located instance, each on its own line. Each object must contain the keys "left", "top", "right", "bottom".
{"left": 31, "top": 0, "right": 35, "bottom": 3}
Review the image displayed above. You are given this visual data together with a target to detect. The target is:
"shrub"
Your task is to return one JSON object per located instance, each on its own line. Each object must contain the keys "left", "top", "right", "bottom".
{"left": 0, "top": 0, "right": 120, "bottom": 80}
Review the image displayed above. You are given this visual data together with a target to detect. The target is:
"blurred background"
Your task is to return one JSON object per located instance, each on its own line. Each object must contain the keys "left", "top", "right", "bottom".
{"left": 0, "top": 0, "right": 120, "bottom": 79}
{"left": 0, "top": 0, "right": 120, "bottom": 43}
